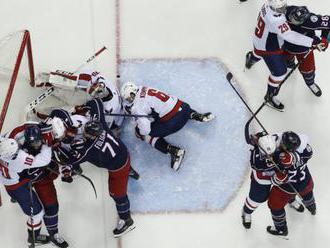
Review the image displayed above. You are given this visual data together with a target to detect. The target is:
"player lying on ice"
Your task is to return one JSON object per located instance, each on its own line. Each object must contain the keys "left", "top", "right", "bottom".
{"left": 120, "top": 81, "right": 215, "bottom": 171}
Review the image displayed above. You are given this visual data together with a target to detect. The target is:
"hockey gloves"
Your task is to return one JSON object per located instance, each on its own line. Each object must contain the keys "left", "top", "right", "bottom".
{"left": 271, "top": 171, "right": 288, "bottom": 187}
{"left": 312, "top": 36, "right": 329, "bottom": 52}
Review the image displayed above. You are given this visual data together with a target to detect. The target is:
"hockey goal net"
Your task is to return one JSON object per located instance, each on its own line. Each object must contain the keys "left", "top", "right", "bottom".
{"left": 0, "top": 30, "right": 35, "bottom": 132}
{"left": 0, "top": 30, "right": 35, "bottom": 206}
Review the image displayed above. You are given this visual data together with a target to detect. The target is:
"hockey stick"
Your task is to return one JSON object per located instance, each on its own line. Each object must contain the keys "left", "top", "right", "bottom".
{"left": 105, "top": 113, "right": 151, "bottom": 118}
{"left": 25, "top": 46, "right": 107, "bottom": 112}
{"left": 226, "top": 72, "right": 268, "bottom": 131}
{"left": 47, "top": 167, "right": 97, "bottom": 199}
{"left": 28, "top": 182, "right": 35, "bottom": 248}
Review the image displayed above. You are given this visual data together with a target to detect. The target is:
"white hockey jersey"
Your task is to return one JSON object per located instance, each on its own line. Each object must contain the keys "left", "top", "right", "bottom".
{"left": 131, "top": 86, "right": 180, "bottom": 135}
{"left": 0, "top": 145, "right": 52, "bottom": 186}
{"left": 77, "top": 69, "right": 123, "bottom": 128}
{"left": 253, "top": 4, "right": 313, "bottom": 55}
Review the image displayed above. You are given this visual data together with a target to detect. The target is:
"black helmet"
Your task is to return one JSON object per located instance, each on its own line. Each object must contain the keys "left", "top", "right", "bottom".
{"left": 24, "top": 125, "right": 43, "bottom": 150}
{"left": 287, "top": 6, "right": 310, "bottom": 25}
{"left": 281, "top": 131, "right": 301, "bottom": 152}
{"left": 84, "top": 121, "right": 103, "bottom": 139}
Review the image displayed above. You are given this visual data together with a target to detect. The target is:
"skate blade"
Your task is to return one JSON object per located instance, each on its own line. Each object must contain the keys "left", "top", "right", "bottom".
{"left": 172, "top": 150, "right": 186, "bottom": 171}
{"left": 114, "top": 224, "right": 136, "bottom": 238}
{"left": 265, "top": 102, "right": 284, "bottom": 112}
{"left": 203, "top": 114, "right": 215, "bottom": 122}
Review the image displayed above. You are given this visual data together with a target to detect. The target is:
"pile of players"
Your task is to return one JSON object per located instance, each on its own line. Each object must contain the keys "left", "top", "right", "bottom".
{"left": 0, "top": 68, "right": 215, "bottom": 247}
{"left": 241, "top": 0, "right": 327, "bottom": 237}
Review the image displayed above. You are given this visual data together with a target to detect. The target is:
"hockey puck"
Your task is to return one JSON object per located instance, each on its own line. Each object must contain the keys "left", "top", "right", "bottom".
{"left": 116, "top": 75, "right": 120, "bottom": 78}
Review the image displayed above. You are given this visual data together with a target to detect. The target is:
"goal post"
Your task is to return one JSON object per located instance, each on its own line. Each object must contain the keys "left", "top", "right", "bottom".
{"left": 0, "top": 30, "right": 35, "bottom": 132}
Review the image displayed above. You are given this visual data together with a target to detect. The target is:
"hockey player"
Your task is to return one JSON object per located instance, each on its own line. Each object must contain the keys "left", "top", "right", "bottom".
{"left": 120, "top": 82, "right": 215, "bottom": 171}
{"left": 266, "top": 131, "right": 316, "bottom": 236}
{"left": 58, "top": 98, "right": 135, "bottom": 237}
{"left": 245, "top": 0, "right": 327, "bottom": 111}
{"left": 3, "top": 124, "right": 69, "bottom": 247}
{"left": 283, "top": 5, "right": 330, "bottom": 97}
{"left": 40, "top": 106, "right": 139, "bottom": 180}
{"left": 37, "top": 68, "right": 124, "bottom": 135}
{"left": 241, "top": 119, "right": 303, "bottom": 229}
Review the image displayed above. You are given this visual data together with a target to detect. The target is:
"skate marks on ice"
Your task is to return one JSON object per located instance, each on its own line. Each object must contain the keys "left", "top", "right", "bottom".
{"left": 119, "top": 58, "right": 250, "bottom": 213}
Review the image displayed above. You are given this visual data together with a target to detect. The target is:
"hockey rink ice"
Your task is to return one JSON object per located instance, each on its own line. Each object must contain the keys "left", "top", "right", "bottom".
{"left": 1, "top": 0, "right": 330, "bottom": 247}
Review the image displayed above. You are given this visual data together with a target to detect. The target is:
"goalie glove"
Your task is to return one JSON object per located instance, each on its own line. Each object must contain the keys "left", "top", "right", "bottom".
{"left": 88, "top": 82, "right": 106, "bottom": 97}
{"left": 271, "top": 171, "right": 288, "bottom": 187}
{"left": 60, "top": 165, "right": 73, "bottom": 183}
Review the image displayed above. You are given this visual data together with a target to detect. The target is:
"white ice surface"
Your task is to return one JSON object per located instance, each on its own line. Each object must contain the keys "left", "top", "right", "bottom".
{"left": 0, "top": 0, "right": 330, "bottom": 248}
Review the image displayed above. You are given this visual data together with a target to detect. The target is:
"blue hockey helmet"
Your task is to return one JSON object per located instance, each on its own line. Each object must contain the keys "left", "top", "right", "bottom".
{"left": 287, "top": 6, "right": 310, "bottom": 25}
{"left": 280, "top": 131, "right": 301, "bottom": 152}
{"left": 24, "top": 125, "right": 43, "bottom": 150}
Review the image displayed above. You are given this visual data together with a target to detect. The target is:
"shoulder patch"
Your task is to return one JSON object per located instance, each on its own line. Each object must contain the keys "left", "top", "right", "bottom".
{"left": 310, "top": 15, "right": 318, "bottom": 23}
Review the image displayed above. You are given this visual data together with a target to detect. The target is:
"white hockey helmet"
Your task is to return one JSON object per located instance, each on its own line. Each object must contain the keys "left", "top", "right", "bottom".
{"left": 51, "top": 117, "right": 66, "bottom": 140}
{"left": 120, "top": 82, "right": 139, "bottom": 103}
{"left": 0, "top": 138, "right": 19, "bottom": 159}
{"left": 258, "top": 135, "right": 276, "bottom": 155}
{"left": 267, "top": 0, "right": 287, "bottom": 14}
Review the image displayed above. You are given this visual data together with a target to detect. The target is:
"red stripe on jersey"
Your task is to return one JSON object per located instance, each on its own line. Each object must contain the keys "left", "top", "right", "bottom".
{"left": 5, "top": 179, "right": 30, "bottom": 191}
{"left": 160, "top": 100, "right": 183, "bottom": 122}
{"left": 8, "top": 124, "right": 26, "bottom": 138}
{"left": 78, "top": 73, "right": 92, "bottom": 82}
{"left": 50, "top": 71, "right": 77, "bottom": 81}
{"left": 254, "top": 48, "right": 284, "bottom": 56}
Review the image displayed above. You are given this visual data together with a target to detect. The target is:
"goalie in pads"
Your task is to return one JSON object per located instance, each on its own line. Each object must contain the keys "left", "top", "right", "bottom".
{"left": 36, "top": 68, "right": 124, "bottom": 134}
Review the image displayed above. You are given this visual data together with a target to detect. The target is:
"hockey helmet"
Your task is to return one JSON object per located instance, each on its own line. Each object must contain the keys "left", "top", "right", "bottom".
{"left": 120, "top": 82, "right": 138, "bottom": 103}
{"left": 258, "top": 135, "right": 276, "bottom": 155}
{"left": 24, "top": 125, "right": 43, "bottom": 150}
{"left": 51, "top": 117, "right": 66, "bottom": 140}
{"left": 267, "top": 0, "right": 287, "bottom": 14}
{"left": 287, "top": 6, "right": 310, "bottom": 25}
{"left": 281, "top": 131, "right": 301, "bottom": 152}
{"left": 0, "top": 138, "right": 19, "bottom": 159}
{"left": 84, "top": 121, "right": 103, "bottom": 139}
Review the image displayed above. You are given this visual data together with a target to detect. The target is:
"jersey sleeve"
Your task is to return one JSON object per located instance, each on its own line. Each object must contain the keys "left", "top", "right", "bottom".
{"left": 268, "top": 13, "right": 313, "bottom": 47}
{"left": 132, "top": 102, "right": 152, "bottom": 136}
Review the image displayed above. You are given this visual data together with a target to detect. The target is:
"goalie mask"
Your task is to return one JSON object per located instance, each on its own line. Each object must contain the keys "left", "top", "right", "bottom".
{"left": 0, "top": 138, "right": 19, "bottom": 159}
{"left": 120, "top": 82, "right": 139, "bottom": 103}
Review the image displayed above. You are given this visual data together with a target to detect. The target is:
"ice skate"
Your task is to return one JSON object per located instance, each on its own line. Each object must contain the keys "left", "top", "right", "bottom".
{"left": 289, "top": 200, "right": 304, "bottom": 213}
{"left": 190, "top": 112, "right": 215, "bottom": 122}
{"left": 129, "top": 166, "right": 140, "bottom": 180}
{"left": 264, "top": 94, "right": 284, "bottom": 112}
{"left": 27, "top": 232, "right": 50, "bottom": 246}
{"left": 266, "top": 226, "right": 288, "bottom": 236}
{"left": 50, "top": 233, "right": 69, "bottom": 248}
{"left": 113, "top": 218, "right": 135, "bottom": 238}
{"left": 307, "top": 83, "right": 322, "bottom": 97}
{"left": 306, "top": 203, "right": 316, "bottom": 215}
{"left": 241, "top": 209, "right": 251, "bottom": 229}
{"left": 167, "top": 145, "right": 185, "bottom": 171}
